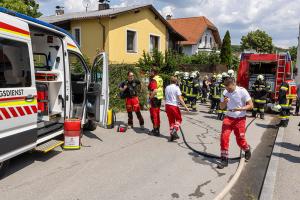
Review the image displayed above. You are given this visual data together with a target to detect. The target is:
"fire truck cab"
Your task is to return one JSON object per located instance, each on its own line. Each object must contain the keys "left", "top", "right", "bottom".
{"left": 237, "top": 52, "right": 295, "bottom": 102}
{"left": 0, "top": 8, "right": 109, "bottom": 176}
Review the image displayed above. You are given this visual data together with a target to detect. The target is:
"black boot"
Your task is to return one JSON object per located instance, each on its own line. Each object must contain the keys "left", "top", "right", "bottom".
{"left": 169, "top": 129, "right": 180, "bottom": 142}
{"left": 252, "top": 111, "right": 257, "bottom": 118}
{"left": 276, "top": 121, "right": 283, "bottom": 127}
{"left": 245, "top": 146, "right": 252, "bottom": 161}
{"left": 260, "top": 113, "right": 265, "bottom": 120}
{"left": 283, "top": 120, "right": 289, "bottom": 128}
{"left": 217, "top": 157, "right": 228, "bottom": 169}
{"left": 153, "top": 128, "right": 160, "bottom": 137}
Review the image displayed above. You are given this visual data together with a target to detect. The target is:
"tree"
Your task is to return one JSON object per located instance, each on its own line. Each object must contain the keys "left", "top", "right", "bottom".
{"left": 241, "top": 30, "right": 274, "bottom": 53}
{"left": 288, "top": 46, "right": 297, "bottom": 61}
{"left": 0, "top": 0, "right": 42, "bottom": 18}
{"left": 220, "top": 30, "right": 232, "bottom": 67}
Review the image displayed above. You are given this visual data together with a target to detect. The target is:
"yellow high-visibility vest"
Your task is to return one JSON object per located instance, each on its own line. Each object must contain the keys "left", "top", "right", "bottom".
{"left": 153, "top": 75, "right": 164, "bottom": 100}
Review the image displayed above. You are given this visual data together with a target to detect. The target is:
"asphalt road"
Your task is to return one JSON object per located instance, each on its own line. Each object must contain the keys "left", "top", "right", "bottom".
{"left": 0, "top": 104, "right": 275, "bottom": 200}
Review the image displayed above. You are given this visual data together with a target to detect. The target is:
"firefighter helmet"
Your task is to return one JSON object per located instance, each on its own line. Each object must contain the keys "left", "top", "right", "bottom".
{"left": 228, "top": 69, "right": 235, "bottom": 77}
{"left": 190, "top": 72, "right": 197, "bottom": 78}
{"left": 174, "top": 71, "right": 180, "bottom": 76}
{"left": 271, "top": 104, "right": 281, "bottom": 112}
{"left": 222, "top": 72, "right": 229, "bottom": 78}
{"left": 183, "top": 72, "right": 189, "bottom": 79}
{"left": 217, "top": 74, "right": 222, "bottom": 82}
{"left": 257, "top": 74, "right": 264, "bottom": 81}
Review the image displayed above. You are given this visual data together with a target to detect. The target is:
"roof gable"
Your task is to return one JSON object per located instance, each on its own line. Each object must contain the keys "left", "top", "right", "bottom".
{"left": 168, "top": 16, "right": 221, "bottom": 45}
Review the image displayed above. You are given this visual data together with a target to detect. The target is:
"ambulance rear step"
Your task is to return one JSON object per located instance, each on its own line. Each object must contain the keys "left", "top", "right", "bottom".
{"left": 35, "top": 139, "right": 64, "bottom": 153}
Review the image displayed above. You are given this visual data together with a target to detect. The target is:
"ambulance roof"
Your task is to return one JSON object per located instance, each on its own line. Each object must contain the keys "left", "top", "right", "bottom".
{"left": 0, "top": 7, "right": 78, "bottom": 45}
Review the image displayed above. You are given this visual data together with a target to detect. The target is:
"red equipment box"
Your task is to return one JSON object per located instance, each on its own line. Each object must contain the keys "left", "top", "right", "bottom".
{"left": 64, "top": 119, "right": 81, "bottom": 150}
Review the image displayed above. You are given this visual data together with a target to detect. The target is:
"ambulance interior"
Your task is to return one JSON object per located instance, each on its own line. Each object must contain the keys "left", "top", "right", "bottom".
{"left": 30, "top": 26, "right": 66, "bottom": 133}
{"left": 248, "top": 62, "right": 277, "bottom": 92}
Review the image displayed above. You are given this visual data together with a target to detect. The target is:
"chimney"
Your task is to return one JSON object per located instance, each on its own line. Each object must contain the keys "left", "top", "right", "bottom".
{"left": 166, "top": 14, "right": 172, "bottom": 20}
{"left": 55, "top": 6, "right": 64, "bottom": 15}
{"left": 98, "top": 0, "right": 110, "bottom": 10}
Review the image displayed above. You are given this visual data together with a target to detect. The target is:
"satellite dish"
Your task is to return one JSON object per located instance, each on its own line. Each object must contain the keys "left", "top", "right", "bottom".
{"left": 82, "top": 0, "right": 91, "bottom": 12}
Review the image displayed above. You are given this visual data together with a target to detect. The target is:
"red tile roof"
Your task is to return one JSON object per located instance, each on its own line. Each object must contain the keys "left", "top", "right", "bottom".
{"left": 168, "top": 16, "right": 221, "bottom": 45}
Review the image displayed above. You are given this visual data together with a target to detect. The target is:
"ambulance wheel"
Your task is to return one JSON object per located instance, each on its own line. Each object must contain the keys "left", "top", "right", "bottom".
{"left": 84, "top": 120, "right": 98, "bottom": 131}
{"left": 0, "top": 160, "right": 10, "bottom": 179}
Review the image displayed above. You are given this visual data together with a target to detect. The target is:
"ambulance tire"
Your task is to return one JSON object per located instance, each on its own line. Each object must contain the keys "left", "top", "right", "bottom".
{"left": 84, "top": 120, "right": 98, "bottom": 131}
{"left": 0, "top": 160, "right": 9, "bottom": 179}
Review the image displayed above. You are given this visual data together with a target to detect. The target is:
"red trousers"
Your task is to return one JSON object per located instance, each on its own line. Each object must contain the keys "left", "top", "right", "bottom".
{"left": 165, "top": 104, "right": 182, "bottom": 132}
{"left": 221, "top": 116, "right": 249, "bottom": 158}
{"left": 126, "top": 97, "right": 141, "bottom": 112}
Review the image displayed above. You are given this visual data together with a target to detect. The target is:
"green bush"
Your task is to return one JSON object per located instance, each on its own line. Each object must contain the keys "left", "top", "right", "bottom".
{"left": 109, "top": 64, "right": 148, "bottom": 112}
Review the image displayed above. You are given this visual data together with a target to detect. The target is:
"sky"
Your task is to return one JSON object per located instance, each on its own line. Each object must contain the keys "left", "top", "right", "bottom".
{"left": 36, "top": 0, "right": 300, "bottom": 48}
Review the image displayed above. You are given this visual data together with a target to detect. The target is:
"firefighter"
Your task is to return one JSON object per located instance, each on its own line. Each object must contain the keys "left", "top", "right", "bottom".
{"left": 209, "top": 74, "right": 222, "bottom": 113}
{"left": 276, "top": 80, "right": 293, "bottom": 127}
{"left": 119, "top": 71, "right": 145, "bottom": 129}
{"left": 181, "top": 72, "right": 189, "bottom": 104}
{"left": 148, "top": 68, "right": 164, "bottom": 136}
{"left": 252, "top": 75, "right": 270, "bottom": 119}
{"left": 217, "top": 72, "right": 229, "bottom": 120}
{"left": 186, "top": 72, "right": 200, "bottom": 111}
{"left": 202, "top": 75, "right": 209, "bottom": 103}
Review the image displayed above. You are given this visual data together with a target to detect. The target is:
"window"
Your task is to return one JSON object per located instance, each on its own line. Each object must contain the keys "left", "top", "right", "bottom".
{"left": 0, "top": 38, "right": 31, "bottom": 88}
{"left": 34, "top": 53, "right": 49, "bottom": 71}
{"left": 205, "top": 36, "right": 208, "bottom": 47}
{"left": 150, "top": 35, "right": 160, "bottom": 52}
{"left": 73, "top": 28, "right": 81, "bottom": 46}
{"left": 127, "top": 30, "right": 137, "bottom": 53}
{"left": 210, "top": 37, "right": 212, "bottom": 47}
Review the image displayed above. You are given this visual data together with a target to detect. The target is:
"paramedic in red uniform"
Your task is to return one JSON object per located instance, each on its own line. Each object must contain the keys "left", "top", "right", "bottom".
{"left": 218, "top": 77, "right": 253, "bottom": 169}
{"left": 119, "top": 71, "right": 144, "bottom": 129}
{"left": 165, "top": 76, "right": 189, "bottom": 142}
{"left": 148, "top": 68, "right": 164, "bottom": 136}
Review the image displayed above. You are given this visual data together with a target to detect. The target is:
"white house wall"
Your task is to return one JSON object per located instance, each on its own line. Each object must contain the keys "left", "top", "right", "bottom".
{"left": 198, "top": 29, "right": 216, "bottom": 50}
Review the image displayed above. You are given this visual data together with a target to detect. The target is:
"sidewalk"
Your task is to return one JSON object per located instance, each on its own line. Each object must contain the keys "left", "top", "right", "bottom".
{"left": 260, "top": 116, "right": 300, "bottom": 200}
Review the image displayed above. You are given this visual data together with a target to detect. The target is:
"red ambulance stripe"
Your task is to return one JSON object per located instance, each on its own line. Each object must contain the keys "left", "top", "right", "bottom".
{"left": 8, "top": 107, "right": 18, "bottom": 117}
{"left": 0, "top": 21, "right": 30, "bottom": 35}
{"left": 0, "top": 108, "right": 11, "bottom": 119}
{"left": 16, "top": 107, "right": 25, "bottom": 116}
{"left": 23, "top": 106, "right": 32, "bottom": 115}
{"left": 31, "top": 105, "right": 37, "bottom": 113}
{"left": 0, "top": 114, "right": 2, "bottom": 120}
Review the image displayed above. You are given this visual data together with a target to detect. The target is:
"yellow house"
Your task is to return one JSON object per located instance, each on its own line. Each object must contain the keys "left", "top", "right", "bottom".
{"left": 40, "top": 4, "right": 185, "bottom": 64}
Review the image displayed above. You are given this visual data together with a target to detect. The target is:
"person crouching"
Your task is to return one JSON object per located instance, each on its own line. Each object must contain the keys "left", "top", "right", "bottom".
{"left": 165, "top": 76, "right": 189, "bottom": 142}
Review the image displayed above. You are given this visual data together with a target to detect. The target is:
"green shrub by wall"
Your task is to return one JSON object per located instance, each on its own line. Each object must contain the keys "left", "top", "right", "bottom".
{"left": 109, "top": 64, "right": 148, "bottom": 112}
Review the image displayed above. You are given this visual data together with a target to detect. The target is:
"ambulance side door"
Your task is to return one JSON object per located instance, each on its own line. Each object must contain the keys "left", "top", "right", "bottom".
{"left": 0, "top": 13, "right": 38, "bottom": 162}
{"left": 86, "top": 52, "right": 109, "bottom": 127}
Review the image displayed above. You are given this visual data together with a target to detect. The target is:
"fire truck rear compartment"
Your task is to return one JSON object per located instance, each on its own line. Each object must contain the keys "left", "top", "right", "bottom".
{"left": 248, "top": 62, "right": 277, "bottom": 92}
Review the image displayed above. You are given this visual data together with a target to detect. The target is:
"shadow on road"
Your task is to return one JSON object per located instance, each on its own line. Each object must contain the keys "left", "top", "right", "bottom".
{"left": 255, "top": 123, "right": 277, "bottom": 129}
{"left": 273, "top": 152, "right": 300, "bottom": 163}
{"left": 202, "top": 115, "right": 218, "bottom": 120}
{"left": 276, "top": 142, "right": 300, "bottom": 152}
{"left": 84, "top": 131, "right": 103, "bottom": 142}
{"left": 2, "top": 150, "right": 61, "bottom": 180}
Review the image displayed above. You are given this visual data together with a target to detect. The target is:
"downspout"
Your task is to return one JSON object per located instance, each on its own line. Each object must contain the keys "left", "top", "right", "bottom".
{"left": 98, "top": 19, "right": 106, "bottom": 51}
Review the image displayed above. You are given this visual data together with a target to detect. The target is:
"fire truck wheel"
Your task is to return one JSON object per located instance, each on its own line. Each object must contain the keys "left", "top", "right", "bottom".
{"left": 84, "top": 120, "right": 98, "bottom": 131}
{"left": 0, "top": 160, "right": 10, "bottom": 179}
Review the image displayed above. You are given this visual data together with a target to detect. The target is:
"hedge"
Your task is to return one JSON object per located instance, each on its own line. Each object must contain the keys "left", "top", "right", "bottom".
{"left": 109, "top": 64, "right": 148, "bottom": 112}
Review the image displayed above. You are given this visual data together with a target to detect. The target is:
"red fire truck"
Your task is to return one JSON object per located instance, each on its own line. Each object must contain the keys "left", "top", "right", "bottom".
{"left": 237, "top": 52, "right": 296, "bottom": 102}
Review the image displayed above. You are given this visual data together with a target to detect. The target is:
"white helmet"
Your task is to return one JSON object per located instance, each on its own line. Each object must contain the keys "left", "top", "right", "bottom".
{"left": 228, "top": 69, "right": 235, "bottom": 77}
{"left": 222, "top": 72, "right": 229, "bottom": 78}
{"left": 190, "top": 72, "right": 197, "bottom": 78}
{"left": 183, "top": 72, "right": 189, "bottom": 79}
{"left": 217, "top": 74, "right": 222, "bottom": 82}
{"left": 271, "top": 104, "right": 281, "bottom": 113}
{"left": 174, "top": 71, "right": 180, "bottom": 76}
{"left": 257, "top": 74, "right": 264, "bottom": 81}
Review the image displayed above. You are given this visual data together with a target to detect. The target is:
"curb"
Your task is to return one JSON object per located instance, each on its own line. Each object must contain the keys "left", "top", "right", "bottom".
{"left": 213, "top": 157, "right": 246, "bottom": 200}
{"left": 259, "top": 127, "right": 284, "bottom": 200}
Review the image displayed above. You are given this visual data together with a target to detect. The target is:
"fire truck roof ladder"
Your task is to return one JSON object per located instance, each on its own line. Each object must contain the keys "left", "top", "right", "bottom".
{"left": 275, "top": 52, "right": 287, "bottom": 99}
